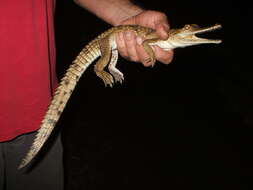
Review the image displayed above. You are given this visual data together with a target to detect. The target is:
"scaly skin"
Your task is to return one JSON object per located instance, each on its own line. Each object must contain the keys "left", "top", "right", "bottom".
{"left": 19, "top": 24, "right": 222, "bottom": 169}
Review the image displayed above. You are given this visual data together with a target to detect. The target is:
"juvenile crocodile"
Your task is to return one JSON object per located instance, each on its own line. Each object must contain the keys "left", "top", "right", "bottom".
{"left": 19, "top": 24, "right": 222, "bottom": 169}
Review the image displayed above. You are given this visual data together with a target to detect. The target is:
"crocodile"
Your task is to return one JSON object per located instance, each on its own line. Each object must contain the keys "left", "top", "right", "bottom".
{"left": 19, "top": 23, "right": 222, "bottom": 169}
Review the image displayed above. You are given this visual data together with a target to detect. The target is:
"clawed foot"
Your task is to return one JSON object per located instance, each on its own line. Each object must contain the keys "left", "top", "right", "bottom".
{"left": 95, "top": 71, "right": 114, "bottom": 87}
{"left": 111, "top": 71, "right": 124, "bottom": 84}
{"left": 144, "top": 57, "right": 156, "bottom": 67}
{"left": 108, "top": 67, "right": 124, "bottom": 84}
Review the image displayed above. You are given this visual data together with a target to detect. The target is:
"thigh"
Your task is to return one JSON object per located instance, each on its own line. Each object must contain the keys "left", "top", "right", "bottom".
{"left": 4, "top": 132, "right": 64, "bottom": 190}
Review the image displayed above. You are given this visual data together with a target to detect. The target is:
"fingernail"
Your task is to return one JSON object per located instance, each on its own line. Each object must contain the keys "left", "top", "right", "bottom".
{"left": 163, "top": 24, "right": 170, "bottom": 31}
{"left": 163, "top": 25, "right": 170, "bottom": 38}
{"left": 136, "top": 37, "right": 143, "bottom": 45}
{"left": 125, "top": 31, "right": 132, "bottom": 40}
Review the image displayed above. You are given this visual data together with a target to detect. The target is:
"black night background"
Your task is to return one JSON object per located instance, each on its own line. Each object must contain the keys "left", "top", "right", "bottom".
{"left": 53, "top": 0, "right": 252, "bottom": 189}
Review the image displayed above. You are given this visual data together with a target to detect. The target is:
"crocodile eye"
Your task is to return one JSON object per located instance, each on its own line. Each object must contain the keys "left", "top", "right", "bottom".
{"left": 184, "top": 24, "right": 191, "bottom": 29}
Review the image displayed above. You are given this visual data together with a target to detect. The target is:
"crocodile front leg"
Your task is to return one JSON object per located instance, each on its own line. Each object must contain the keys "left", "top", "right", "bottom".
{"left": 94, "top": 37, "right": 114, "bottom": 87}
{"left": 142, "top": 38, "right": 160, "bottom": 67}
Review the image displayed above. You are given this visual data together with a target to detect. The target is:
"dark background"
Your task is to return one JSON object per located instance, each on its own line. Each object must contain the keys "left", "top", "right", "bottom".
{"left": 55, "top": 0, "right": 252, "bottom": 189}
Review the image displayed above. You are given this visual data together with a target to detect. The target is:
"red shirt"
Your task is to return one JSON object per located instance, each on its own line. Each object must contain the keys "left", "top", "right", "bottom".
{"left": 0, "top": 0, "right": 57, "bottom": 142}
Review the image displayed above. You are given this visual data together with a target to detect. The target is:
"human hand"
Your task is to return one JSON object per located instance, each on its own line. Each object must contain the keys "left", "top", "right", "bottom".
{"left": 116, "top": 10, "right": 174, "bottom": 67}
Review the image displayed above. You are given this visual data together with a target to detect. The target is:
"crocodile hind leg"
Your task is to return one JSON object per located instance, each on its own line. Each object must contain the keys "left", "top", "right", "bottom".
{"left": 94, "top": 37, "right": 114, "bottom": 87}
{"left": 108, "top": 37, "right": 124, "bottom": 83}
{"left": 108, "top": 48, "right": 124, "bottom": 83}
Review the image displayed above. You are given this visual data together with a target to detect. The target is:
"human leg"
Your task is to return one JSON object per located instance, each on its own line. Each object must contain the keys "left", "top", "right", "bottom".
{"left": 3, "top": 132, "right": 64, "bottom": 190}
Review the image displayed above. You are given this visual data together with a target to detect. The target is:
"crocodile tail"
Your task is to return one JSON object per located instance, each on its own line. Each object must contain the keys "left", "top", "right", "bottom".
{"left": 19, "top": 41, "right": 100, "bottom": 169}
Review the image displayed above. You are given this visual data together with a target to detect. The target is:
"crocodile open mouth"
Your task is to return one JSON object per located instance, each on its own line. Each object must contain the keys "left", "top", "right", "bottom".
{"left": 190, "top": 24, "right": 222, "bottom": 44}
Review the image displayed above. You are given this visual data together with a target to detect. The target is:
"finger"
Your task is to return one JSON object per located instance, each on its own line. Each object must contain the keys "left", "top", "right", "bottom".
{"left": 116, "top": 32, "right": 128, "bottom": 58}
{"left": 153, "top": 46, "right": 174, "bottom": 64}
{"left": 123, "top": 31, "right": 139, "bottom": 62}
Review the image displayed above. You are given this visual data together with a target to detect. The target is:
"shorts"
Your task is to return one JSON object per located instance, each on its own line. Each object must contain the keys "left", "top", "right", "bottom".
{"left": 0, "top": 131, "right": 64, "bottom": 190}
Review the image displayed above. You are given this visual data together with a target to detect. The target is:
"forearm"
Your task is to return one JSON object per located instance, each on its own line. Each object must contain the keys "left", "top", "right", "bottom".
{"left": 73, "top": 0, "right": 144, "bottom": 26}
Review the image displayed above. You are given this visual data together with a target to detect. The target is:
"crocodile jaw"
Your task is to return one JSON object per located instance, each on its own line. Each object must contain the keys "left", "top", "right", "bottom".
{"left": 153, "top": 24, "right": 222, "bottom": 50}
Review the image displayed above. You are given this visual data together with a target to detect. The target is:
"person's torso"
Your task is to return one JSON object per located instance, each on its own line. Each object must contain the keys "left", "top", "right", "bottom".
{"left": 0, "top": 0, "right": 57, "bottom": 142}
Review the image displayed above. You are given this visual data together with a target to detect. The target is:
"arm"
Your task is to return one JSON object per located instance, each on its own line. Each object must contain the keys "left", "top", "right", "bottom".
{"left": 74, "top": 0, "right": 174, "bottom": 66}
{"left": 73, "top": 0, "right": 143, "bottom": 26}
